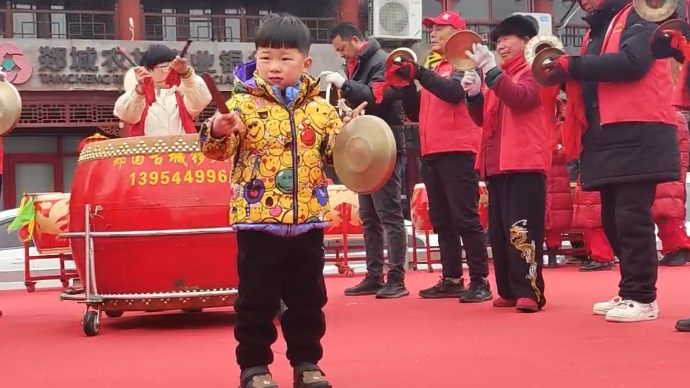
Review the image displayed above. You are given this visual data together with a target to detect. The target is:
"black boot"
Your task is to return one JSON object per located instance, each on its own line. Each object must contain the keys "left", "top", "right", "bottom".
{"left": 293, "top": 363, "right": 332, "bottom": 388}
{"left": 375, "top": 272, "right": 410, "bottom": 299}
{"left": 676, "top": 317, "right": 690, "bottom": 332}
{"left": 546, "top": 248, "right": 559, "bottom": 268}
{"left": 344, "top": 274, "right": 384, "bottom": 296}
{"left": 419, "top": 277, "right": 466, "bottom": 299}
{"left": 240, "top": 366, "right": 278, "bottom": 388}
{"left": 459, "top": 278, "right": 493, "bottom": 303}
{"left": 659, "top": 249, "right": 690, "bottom": 267}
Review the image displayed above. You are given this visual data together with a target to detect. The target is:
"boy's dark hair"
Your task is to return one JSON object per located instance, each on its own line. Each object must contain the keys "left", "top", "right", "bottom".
{"left": 139, "top": 45, "right": 177, "bottom": 69}
{"left": 330, "top": 22, "right": 365, "bottom": 41}
{"left": 255, "top": 13, "right": 312, "bottom": 55}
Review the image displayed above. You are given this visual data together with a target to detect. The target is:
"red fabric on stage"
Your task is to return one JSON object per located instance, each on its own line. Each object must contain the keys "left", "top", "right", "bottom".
{"left": 656, "top": 218, "right": 690, "bottom": 255}
{"left": 583, "top": 228, "right": 614, "bottom": 263}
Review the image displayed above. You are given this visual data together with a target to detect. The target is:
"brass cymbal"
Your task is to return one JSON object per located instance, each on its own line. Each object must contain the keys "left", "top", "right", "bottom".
{"left": 333, "top": 115, "right": 397, "bottom": 194}
{"left": 633, "top": 0, "right": 678, "bottom": 22}
{"left": 445, "top": 30, "right": 484, "bottom": 71}
{"left": 651, "top": 18, "right": 690, "bottom": 59}
{"left": 387, "top": 48, "right": 418, "bottom": 68}
{"left": 0, "top": 80, "right": 22, "bottom": 136}
{"left": 525, "top": 34, "right": 564, "bottom": 66}
{"left": 532, "top": 47, "right": 566, "bottom": 86}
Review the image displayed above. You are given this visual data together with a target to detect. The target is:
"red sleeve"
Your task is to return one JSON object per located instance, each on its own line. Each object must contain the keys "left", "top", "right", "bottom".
{"left": 491, "top": 71, "right": 542, "bottom": 111}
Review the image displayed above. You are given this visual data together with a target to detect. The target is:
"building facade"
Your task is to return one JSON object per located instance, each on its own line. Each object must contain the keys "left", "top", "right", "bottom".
{"left": 0, "top": 0, "right": 586, "bottom": 210}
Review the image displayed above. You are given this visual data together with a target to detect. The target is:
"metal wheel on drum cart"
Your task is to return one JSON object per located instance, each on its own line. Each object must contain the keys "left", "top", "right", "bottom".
{"left": 82, "top": 309, "right": 101, "bottom": 337}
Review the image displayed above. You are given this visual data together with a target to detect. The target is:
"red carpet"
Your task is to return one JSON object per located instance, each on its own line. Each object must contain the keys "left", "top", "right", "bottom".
{"left": 1, "top": 266, "right": 690, "bottom": 387}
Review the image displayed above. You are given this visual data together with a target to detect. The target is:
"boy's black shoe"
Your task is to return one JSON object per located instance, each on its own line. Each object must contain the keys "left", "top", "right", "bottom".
{"left": 344, "top": 275, "right": 384, "bottom": 296}
{"left": 659, "top": 249, "right": 690, "bottom": 267}
{"left": 375, "top": 273, "right": 409, "bottom": 299}
{"left": 459, "top": 279, "right": 493, "bottom": 303}
{"left": 419, "top": 277, "right": 466, "bottom": 299}
{"left": 293, "top": 363, "right": 332, "bottom": 388}
{"left": 240, "top": 367, "right": 278, "bottom": 388}
{"left": 579, "top": 259, "right": 613, "bottom": 272}
{"left": 676, "top": 317, "right": 690, "bottom": 332}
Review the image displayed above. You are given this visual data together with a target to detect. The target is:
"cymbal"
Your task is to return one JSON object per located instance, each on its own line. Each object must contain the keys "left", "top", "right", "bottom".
{"left": 333, "top": 115, "right": 397, "bottom": 194}
{"left": 651, "top": 19, "right": 690, "bottom": 60}
{"left": 634, "top": 0, "right": 678, "bottom": 22}
{"left": 0, "top": 81, "right": 22, "bottom": 136}
{"left": 445, "top": 30, "right": 484, "bottom": 71}
{"left": 387, "top": 48, "right": 418, "bottom": 68}
{"left": 532, "top": 47, "right": 566, "bottom": 86}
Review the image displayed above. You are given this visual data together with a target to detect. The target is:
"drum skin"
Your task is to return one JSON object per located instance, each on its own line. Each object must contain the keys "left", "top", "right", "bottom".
{"left": 411, "top": 183, "right": 489, "bottom": 232}
{"left": 69, "top": 135, "right": 238, "bottom": 308}
{"left": 31, "top": 192, "right": 71, "bottom": 254}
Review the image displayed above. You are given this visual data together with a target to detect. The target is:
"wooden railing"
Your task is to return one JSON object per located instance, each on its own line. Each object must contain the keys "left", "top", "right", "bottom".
{"left": 1, "top": 2, "right": 118, "bottom": 40}
{"left": 142, "top": 11, "right": 337, "bottom": 43}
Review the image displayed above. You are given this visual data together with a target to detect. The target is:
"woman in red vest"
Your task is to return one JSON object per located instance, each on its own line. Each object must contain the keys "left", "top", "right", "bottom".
{"left": 544, "top": 103, "right": 574, "bottom": 268}
{"left": 113, "top": 45, "right": 212, "bottom": 137}
{"left": 463, "top": 15, "right": 551, "bottom": 313}
{"left": 386, "top": 11, "right": 491, "bottom": 302}
{"left": 652, "top": 112, "right": 690, "bottom": 267}
{"left": 543, "top": 0, "right": 679, "bottom": 323}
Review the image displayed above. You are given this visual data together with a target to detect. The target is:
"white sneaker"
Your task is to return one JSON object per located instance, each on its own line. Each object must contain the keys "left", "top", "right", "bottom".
{"left": 593, "top": 296, "right": 623, "bottom": 316}
{"left": 605, "top": 300, "right": 659, "bottom": 323}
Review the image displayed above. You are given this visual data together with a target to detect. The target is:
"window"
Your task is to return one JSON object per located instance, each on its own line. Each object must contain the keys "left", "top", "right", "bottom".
{"left": 553, "top": 0, "right": 586, "bottom": 26}
{"left": 423, "top": 0, "right": 443, "bottom": 17}
{"left": 449, "top": 0, "right": 489, "bottom": 20}
{"left": 490, "top": 0, "right": 530, "bottom": 20}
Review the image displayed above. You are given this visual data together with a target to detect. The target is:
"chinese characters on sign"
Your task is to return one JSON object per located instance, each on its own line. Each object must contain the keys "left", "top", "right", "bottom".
{"left": 37, "top": 45, "right": 243, "bottom": 87}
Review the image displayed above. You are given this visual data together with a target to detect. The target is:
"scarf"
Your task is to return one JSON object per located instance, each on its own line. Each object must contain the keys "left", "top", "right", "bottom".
{"left": 128, "top": 69, "right": 197, "bottom": 136}
{"left": 482, "top": 53, "right": 529, "bottom": 143}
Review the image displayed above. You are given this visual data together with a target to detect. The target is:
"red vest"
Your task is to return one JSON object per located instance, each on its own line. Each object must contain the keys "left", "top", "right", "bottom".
{"left": 418, "top": 60, "right": 481, "bottom": 156}
{"left": 475, "top": 66, "right": 551, "bottom": 174}
{"left": 583, "top": 4, "right": 675, "bottom": 126}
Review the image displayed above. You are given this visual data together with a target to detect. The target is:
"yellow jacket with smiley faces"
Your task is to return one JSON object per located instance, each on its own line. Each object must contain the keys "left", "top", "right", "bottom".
{"left": 199, "top": 67, "right": 342, "bottom": 227}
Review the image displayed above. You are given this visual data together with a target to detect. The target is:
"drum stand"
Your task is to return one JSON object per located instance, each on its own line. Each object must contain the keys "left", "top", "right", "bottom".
{"left": 59, "top": 204, "right": 238, "bottom": 337}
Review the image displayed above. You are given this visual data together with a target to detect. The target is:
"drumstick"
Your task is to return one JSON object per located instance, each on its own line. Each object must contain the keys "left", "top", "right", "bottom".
{"left": 117, "top": 47, "right": 138, "bottom": 67}
{"left": 179, "top": 39, "right": 193, "bottom": 58}
{"left": 201, "top": 72, "right": 230, "bottom": 114}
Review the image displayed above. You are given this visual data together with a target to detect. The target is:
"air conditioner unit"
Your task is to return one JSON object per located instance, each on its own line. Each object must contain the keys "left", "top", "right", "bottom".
{"left": 513, "top": 12, "right": 553, "bottom": 36}
{"left": 369, "top": 0, "right": 423, "bottom": 41}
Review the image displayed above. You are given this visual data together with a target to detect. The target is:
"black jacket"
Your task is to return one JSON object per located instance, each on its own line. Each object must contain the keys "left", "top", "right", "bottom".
{"left": 569, "top": 0, "right": 679, "bottom": 190}
{"left": 340, "top": 38, "right": 405, "bottom": 153}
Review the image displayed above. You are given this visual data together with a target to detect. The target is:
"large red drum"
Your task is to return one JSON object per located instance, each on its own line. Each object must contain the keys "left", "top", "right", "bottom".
{"left": 69, "top": 135, "right": 238, "bottom": 313}
{"left": 24, "top": 192, "right": 71, "bottom": 254}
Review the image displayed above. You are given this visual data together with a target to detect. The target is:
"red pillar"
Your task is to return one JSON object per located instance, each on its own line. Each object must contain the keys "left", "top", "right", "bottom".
{"left": 339, "top": 0, "right": 360, "bottom": 27}
{"left": 117, "top": 0, "right": 142, "bottom": 40}
{"left": 533, "top": 0, "right": 553, "bottom": 14}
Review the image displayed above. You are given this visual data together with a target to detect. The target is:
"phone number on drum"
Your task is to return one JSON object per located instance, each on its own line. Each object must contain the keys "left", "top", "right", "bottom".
{"left": 129, "top": 170, "right": 228, "bottom": 186}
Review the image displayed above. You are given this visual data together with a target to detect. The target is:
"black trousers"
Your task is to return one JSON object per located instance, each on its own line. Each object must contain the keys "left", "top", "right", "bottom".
{"left": 600, "top": 182, "right": 658, "bottom": 303}
{"left": 421, "top": 152, "right": 489, "bottom": 282}
{"left": 487, "top": 173, "right": 547, "bottom": 304}
{"left": 234, "top": 229, "right": 327, "bottom": 369}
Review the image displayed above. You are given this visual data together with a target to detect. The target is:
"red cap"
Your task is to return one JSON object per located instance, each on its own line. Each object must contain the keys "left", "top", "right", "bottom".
{"left": 423, "top": 11, "right": 466, "bottom": 30}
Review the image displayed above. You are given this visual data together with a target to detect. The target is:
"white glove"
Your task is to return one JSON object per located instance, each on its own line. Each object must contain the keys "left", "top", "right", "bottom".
{"left": 0, "top": 71, "right": 6, "bottom": 82}
{"left": 465, "top": 43, "right": 497, "bottom": 74}
{"left": 320, "top": 71, "right": 346, "bottom": 89}
{"left": 461, "top": 70, "right": 482, "bottom": 97}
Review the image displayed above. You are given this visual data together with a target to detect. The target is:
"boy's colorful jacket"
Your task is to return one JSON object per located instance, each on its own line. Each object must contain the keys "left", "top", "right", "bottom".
{"left": 199, "top": 60, "right": 342, "bottom": 228}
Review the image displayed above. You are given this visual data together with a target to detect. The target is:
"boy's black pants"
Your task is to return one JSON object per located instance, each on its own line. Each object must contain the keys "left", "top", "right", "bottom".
{"left": 487, "top": 173, "right": 547, "bottom": 304}
{"left": 234, "top": 229, "right": 327, "bottom": 370}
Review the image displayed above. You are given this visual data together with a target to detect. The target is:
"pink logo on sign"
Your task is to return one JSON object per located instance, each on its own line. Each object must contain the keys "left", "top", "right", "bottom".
{"left": 0, "top": 42, "right": 33, "bottom": 85}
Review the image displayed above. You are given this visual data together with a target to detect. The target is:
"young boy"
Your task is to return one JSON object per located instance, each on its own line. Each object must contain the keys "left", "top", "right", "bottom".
{"left": 199, "top": 14, "right": 364, "bottom": 388}
{"left": 114, "top": 44, "right": 212, "bottom": 136}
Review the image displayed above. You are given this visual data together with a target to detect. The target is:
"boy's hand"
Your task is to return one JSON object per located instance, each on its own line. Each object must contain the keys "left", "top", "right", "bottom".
{"left": 171, "top": 56, "right": 189, "bottom": 74}
{"left": 134, "top": 66, "right": 152, "bottom": 85}
{"left": 342, "top": 102, "right": 367, "bottom": 125}
{"left": 211, "top": 111, "right": 244, "bottom": 138}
